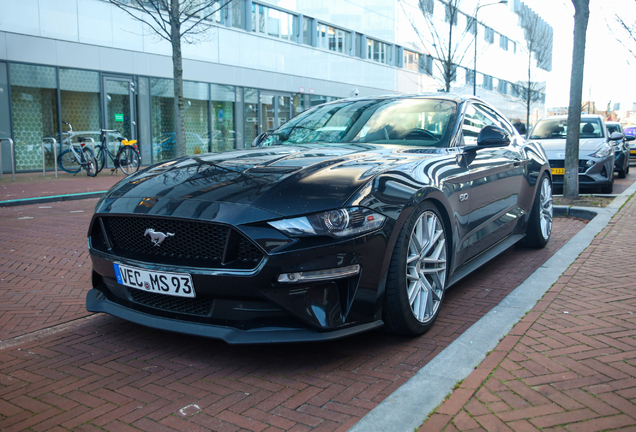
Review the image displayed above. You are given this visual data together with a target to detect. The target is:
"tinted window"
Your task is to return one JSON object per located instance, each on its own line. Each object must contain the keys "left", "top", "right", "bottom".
{"left": 261, "top": 98, "right": 457, "bottom": 148}
{"left": 606, "top": 123, "right": 621, "bottom": 134}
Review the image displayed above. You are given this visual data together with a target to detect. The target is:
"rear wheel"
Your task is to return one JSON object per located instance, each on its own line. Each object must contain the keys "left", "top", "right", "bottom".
{"left": 57, "top": 149, "right": 81, "bottom": 174}
{"left": 82, "top": 147, "right": 98, "bottom": 177}
{"left": 523, "top": 173, "right": 553, "bottom": 248}
{"left": 383, "top": 202, "right": 448, "bottom": 336}
{"left": 117, "top": 146, "right": 141, "bottom": 175}
{"left": 94, "top": 145, "right": 106, "bottom": 173}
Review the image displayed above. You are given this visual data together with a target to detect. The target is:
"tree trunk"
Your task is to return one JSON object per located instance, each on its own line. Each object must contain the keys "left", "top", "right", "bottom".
{"left": 526, "top": 50, "right": 531, "bottom": 139}
{"left": 171, "top": 0, "right": 186, "bottom": 158}
{"left": 563, "top": 0, "right": 590, "bottom": 200}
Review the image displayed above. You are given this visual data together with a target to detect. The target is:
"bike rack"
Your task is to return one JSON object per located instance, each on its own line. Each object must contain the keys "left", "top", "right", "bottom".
{"left": 82, "top": 137, "right": 96, "bottom": 174}
{"left": 42, "top": 138, "right": 58, "bottom": 179}
{"left": 0, "top": 138, "right": 15, "bottom": 182}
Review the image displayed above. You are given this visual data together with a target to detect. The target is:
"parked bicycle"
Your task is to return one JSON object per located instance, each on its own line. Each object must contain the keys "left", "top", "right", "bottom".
{"left": 94, "top": 129, "right": 141, "bottom": 175}
{"left": 57, "top": 122, "right": 99, "bottom": 177}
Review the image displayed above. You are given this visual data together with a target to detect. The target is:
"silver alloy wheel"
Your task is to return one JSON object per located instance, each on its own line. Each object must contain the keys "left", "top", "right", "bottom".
{"left": 406, "top": 210, "right": 447, "bottom": 324}
{"left": 540, "top": 177, "right": 553, "bottom": 240}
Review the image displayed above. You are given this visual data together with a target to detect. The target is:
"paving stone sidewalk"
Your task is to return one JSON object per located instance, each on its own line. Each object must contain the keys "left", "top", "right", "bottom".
{"left": 424, "top": 192, "right": 636, "bottom": 431}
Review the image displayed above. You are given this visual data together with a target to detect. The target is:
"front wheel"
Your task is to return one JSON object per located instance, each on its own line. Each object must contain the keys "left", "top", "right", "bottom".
{"left": 523, "top": 173, "right": 553, "bottom": 248}
{"left": 82, "top": 147, "right": 98, "bottom": 177}
{"left": 383, "top": 202, "right": 448, "bottom": 336}
{"left": 117, "top": 146, "right": 140, "bottom": 175}
{"left": 58, "top": 149, "right": 81, "bottom": 174}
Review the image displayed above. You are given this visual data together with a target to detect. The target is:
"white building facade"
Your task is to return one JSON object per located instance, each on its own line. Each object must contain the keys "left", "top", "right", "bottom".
{"left": 0, "top": 0, "right": 551, "bottom": 173}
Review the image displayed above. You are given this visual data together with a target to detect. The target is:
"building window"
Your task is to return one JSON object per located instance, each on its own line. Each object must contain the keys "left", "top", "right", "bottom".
{"left": 367, "top": 38, "right": 392, "bottom": 65}
{"left": 419, "top": 0, "right": 434, "bottom": 14}
{"left": 498, "top": 80, "right": 508, "bottom": 94}
{"left": 419, "top": 54, "right": 433, "bottom": 75}
{"left": 231, "top": 0, "right": 244, "bottom": 29}
{"left": 482, "top": 74, "right": 493, "bottom": 90}
{"left": 484, "top": 26, "right": 494, "bottom": 44}
{"left": 317, "top": 23, "right": 351, "bottom": 54}
{"left": 252, "top": 3, "right": 297, "bottom": 41}
{"left": 465, "top": 68, "right": 474, "bottom": 85}
{"left": 499, "top": 34, "right": 509, "bottom": 51}
{"left": 210, "top": 84, "right": 236, "bottom": 152}
{"left": 244, "top": 88, "right": 259, "bottom": 147}
{"left": 404, "top": 50, "right": 420, "bottom": 72}
{"left": 445, "top": 4, "right": 458, "bottom": 25}
{"left": 512, "top": 41, "right": 516, "bottom": 54}
{"left": 466, "top": 16, "right": 476, "bottom": 34}
{"left": 9, "top": 63, "right": 58, "bottom": 171}
{"left": 302, "top": 16, "right": 312, "bottom": 45}
{"left": 355, "top": 33, "right": 362, "bottom": 57}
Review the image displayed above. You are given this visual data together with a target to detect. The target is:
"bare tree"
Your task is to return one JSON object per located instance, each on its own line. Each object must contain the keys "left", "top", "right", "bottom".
{"left": 563, "top": 0, "right": 590, "bottom": 200}
{"left": 515, "top": 5, "right": 553, "bottom": 137}
{"left": 612, "top": 9, "right": 636, "bottom": 61}
{"left": 107, "top": 0, "right": 231, "bottom": 158}
{"left": 400, "top": 0, "right": 473, "bottom": 92}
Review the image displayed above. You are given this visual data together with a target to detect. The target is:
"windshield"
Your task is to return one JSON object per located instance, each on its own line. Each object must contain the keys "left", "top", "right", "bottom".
{"left": 530, "top": 118, "right": 604, "bottom": 139}
{"left": 259, "top": 98, "right": 457, "bottom": 148}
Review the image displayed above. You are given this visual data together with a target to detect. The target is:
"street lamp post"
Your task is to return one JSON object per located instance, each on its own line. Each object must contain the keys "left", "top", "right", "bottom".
{"left": 473, "top": 0, "right": 508, "bottom": 96}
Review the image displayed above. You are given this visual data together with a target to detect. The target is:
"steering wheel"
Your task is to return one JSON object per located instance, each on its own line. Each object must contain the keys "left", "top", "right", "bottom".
{"left": 401, "top": 128, "right": 436, "bottom": 140}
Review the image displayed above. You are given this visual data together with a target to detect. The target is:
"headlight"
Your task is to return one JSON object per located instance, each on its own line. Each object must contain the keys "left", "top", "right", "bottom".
{"left": 590, "top": 145, "right": 611, "bottom": 158}
{"left": 268, "top": 207, "right": 386, "bottom": 238}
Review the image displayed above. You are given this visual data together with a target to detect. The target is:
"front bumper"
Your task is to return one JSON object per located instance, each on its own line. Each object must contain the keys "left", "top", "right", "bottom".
{"left": 549, "top": 157, "right": 613, "bottom": 188}
{"left": 88, "top": 218, "right": 397, "bottom": 343}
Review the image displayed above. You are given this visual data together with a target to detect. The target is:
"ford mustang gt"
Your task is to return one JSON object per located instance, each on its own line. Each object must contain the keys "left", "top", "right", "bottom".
{"left": 86, "top": 95, "right": 553, "bottom": 344}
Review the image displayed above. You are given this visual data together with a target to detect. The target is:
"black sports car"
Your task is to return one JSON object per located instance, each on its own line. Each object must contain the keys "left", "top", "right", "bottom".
{"left": 86, "top": 95, "right": 553, "bottom": 344}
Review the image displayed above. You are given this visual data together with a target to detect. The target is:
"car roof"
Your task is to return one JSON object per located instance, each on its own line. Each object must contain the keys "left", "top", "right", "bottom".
{"left": 537, "top": 114, "right": 604, "bottom": 122}
{"left": 323, "top": 93, "right": 471, "bottom": 105}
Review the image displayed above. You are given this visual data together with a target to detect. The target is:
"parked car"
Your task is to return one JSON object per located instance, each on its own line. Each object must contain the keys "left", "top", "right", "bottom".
{"left": 623, "top": 125, "right": 636, "bottom": 163}
{"left": 530, "top": 115, "right": 615, "bottom": 193}
{"left": 605, "top": 121, "right": 631, "bottom": 178}
{"left": 86, "top": 95, "right": 553, "bottom": 344}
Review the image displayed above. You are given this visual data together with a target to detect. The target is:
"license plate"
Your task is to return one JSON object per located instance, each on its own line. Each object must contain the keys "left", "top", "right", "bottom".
{"left": 114, "top": 263, "right": 195, "bottom": 298}
{"left": 551, "top": 168, "right": 565, "bottom": 175}
{"left": 631, "top": 150, "right": 636, "bottom": 154}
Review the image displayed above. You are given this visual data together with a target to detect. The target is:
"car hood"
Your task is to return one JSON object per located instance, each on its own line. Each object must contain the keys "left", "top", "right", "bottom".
{"left": 534, "top": 138, "right": 607, "bottom": 157}
{"left": 97, "top": 144, "right": 448, "bottom": 221}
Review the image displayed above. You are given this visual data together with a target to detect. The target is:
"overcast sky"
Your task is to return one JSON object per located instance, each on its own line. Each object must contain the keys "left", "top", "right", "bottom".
{"left": 528, "top": 0, "right": 636, "bottom": 110}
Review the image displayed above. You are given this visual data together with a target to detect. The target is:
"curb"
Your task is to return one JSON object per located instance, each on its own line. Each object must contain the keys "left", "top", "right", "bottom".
{"left": 348, "top": 183, "right": 636, "bottom": 432}
{"left": 0, "top": 191, "right": 106, "bottom": 207}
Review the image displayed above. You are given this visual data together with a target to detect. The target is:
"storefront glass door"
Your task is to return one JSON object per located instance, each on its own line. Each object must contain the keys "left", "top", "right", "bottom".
{"left": 103, "top": 76, "right": 136, "bottom": 167}
{"left": 260, "top": 92, "right": 291, "bottom": 133}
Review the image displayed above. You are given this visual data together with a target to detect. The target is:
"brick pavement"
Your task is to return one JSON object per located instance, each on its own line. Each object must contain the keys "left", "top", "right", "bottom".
{"left": 424, "top": 193, "right": 636, "bottom": 431}
{"left": 0, "top": 195, "right": 586, "bottom": 431}
{"left": 0, "top": 172, "right": 126, "bottom": 202}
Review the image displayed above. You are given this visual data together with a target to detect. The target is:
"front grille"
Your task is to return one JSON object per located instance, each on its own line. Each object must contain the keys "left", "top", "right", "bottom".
{"left": 548, "top": 160, "right": 589, "bottom": 173}
{"left": 128, "top": 288, "right": 213, "bottom": 316}
{"left": 92, "top": 216, "right": 263, "bottom": 269}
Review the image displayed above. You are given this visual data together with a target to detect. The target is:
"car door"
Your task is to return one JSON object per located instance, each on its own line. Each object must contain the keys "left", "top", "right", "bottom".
{"left": 461, "top": 103, "right": 526, "bottom": 260}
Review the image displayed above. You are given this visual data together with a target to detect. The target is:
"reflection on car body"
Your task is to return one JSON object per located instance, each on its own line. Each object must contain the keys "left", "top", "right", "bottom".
{"left": 87, "top": 94, "right": 553, "bottom": 344}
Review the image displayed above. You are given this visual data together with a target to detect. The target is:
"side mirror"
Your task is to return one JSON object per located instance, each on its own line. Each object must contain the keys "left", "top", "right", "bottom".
{"left": 610, "top": 132, "right": 625, "bottom": 141}
{"left": 251, "top": 132, "right": 269, "bottom": 147}
{"left": 626, "top": 135, "right": 636, "bottom": 142}
{"left": 477, "top": 125, "right": 511, "bottom": 147}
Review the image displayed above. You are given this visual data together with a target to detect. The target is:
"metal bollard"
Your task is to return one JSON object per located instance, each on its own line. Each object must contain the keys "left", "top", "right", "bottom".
{"left": 0, "top": 138, "right": 15, "bottom": 182}
{"left": 42, "top": 138, "right": 58, "bottom": 179}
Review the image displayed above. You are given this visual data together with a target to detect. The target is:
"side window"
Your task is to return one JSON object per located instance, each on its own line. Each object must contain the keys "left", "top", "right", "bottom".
{"left": 462, "top": 104, "right": 497, "bottom": 146}
{"left": 479, "top": 104, "right": 516, "bottom": 137}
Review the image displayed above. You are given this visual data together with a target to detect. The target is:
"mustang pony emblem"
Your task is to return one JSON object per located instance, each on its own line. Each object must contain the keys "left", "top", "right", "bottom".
{"left": 144, "top": 228, "right": 174, "bottom": 246}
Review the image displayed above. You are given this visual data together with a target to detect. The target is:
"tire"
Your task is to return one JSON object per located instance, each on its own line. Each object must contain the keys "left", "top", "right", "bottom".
{"left": 523, "top": 172, "right": 553, "bottom": 249}
{"left": 82, "top": 147, "right": 98, "bottom": 177}
{"left": 94, "top": 145, "right": 106, "bottom": 173}
{"left": 617, "top": 168, "right": 626, "bottom": 179}
{"left": 57, "top": 149, "right": 81, "bottom": 174}
{"left": 383, "top": 201, "right": 448, "bottom": 336}
{"left": 117, "top": 146, "right": 141, "bottom": 175}
{"left": 626, "top": 163, "right": 630, "bottom": 175}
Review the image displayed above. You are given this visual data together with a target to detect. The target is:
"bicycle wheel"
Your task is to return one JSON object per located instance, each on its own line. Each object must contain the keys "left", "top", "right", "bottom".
{"left": 58, "top": 149, "right": 81, "bottom": 174}
{"left": 94, "top": 145, "right": 106, "bottom": 173}
{"left": 117, "top": 146, "right": 141, "bottom": 175}
{"left": 82, "top": 147, "right": 98, "bottom": 177}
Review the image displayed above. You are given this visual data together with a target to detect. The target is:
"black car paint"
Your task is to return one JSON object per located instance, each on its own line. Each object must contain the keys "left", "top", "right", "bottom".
{"left": 87, "top": 95, "right": 551, "bottom": 343}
